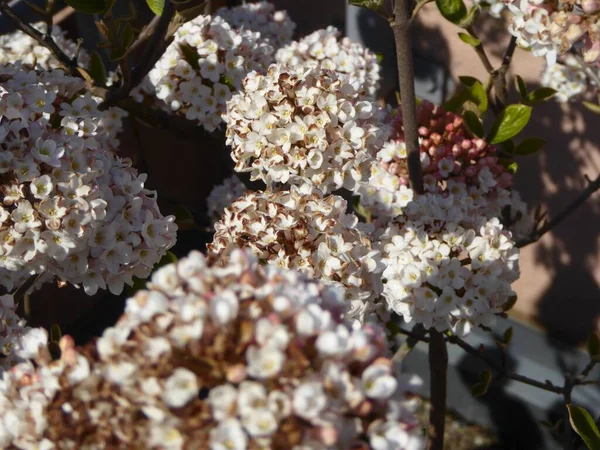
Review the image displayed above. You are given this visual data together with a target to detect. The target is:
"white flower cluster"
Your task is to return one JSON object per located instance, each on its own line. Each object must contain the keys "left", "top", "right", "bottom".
{"left": 133, "top": 14, "right": 274, "bottom": 132}
{"left": 0, "top": 65, "right": 177, "bottom": 296}
{"left": 224, "top": 63, "right": 387, "bottom": 193}
{"left": 0, "top": 22, "right": 90, "bottom": 70}
{"left": 540, "top": 55, "right": 595, "bottom": 102}
{"left": 505, "top": 0, "right": 600, "bottom": 65}
{"left": 215, "top": 1, "right": 296, "bottom": 48}
{"left": 0, "top": 249, "right": 424, "bottom": 449}
{"left": 207, "top": 174, "right": 248, "bottom": 224}
{"left": 276, "top": 27, "right": 381, "bottom": 98}
{"left": 0, "top": 294, "right": 50, "bottom": 373}
{"left": 208, "top": 187, "right": 384, "bottom": 323}
{"left": 378, "top": 191, "right": 520, "bottom": 336}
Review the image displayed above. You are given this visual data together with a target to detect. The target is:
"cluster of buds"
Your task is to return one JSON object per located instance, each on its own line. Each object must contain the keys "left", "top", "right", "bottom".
{"left": 216, "top": 1, "right": 296, "bottom": 49}
{"left": 504, "top": 0, "right": 600, "bottom": 65}
{"left": 208, "top": 186, "right": 384, "bottom": 323}
{"left": 0, "top": 65, "right": 177, "bottom": 296}
{"left": 0, "top": 22, "right": 89, "bottom": 70}
{"left": 359, "top": 101, "right": 530, "bottom": 238}
{"left": 275, "top": 27, "right": 381, "bottom": 98}
{"left": 133, "top": 14, "right": 274, "bottom": 132}
{"left": 207, "top": 174, "right": 248, "bottom": 224}
{"left": 224, "top": 63, "right": 388, "bottom": 193}
{"left": 0, "top": 249, "right": 424, "bottom": 449}
{"left": 540, "top": 54, "right": 598, "bottom": 102}
{"left": 378, "top": 195, "right": 520, "bottom": 335}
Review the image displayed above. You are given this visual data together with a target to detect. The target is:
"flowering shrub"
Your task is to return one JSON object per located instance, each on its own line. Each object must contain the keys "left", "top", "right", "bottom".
{"left": 207, "top": 174, "right": 248, "bottom": 225}
{"left": 505, "top": 0, "right": 600, "bottom": 65}
{"left": 276, "top": 27, "right": 381, "bottom": 98}
{"left": 0, "top": 65, "right": 177, "bottom": 295}
{"left": 133, "top": 14, "right": 274, "bottom": 132}
{"left": 224, "top": 63, "right": 388, "bottom": 193}
{"left": 216, "top": 1, "right": 296, "bottom": 49}
{"left": 0, "top": 22, "right": 89, "bottom": 70}
{"left": 208, "top": 186, "right": 384, "bottom": 323}
{"left": 0, "top": 249, "right": 424, "bottom": 449}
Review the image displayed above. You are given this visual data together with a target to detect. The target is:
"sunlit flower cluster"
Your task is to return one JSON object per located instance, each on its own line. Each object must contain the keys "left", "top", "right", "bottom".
{"left": 378, "top": 194, "right": 520, "bottom": 336}
{"left": 0, "top": 22, "right": 89, "bottom": 70}
{"left": 0, "top": 249, "right": 424, "bottom": 449}
{"left": 505, "top": 0, "right": 600, "bottom": 65}
{"left": 0, "top": 65, "right": 177, "bottom": 296}
{"left": 275, "top": 27, "right": 381, "bottom": 98}
{"left": 0, "top": 294, "right": 50, "bottom": 373}
{"left": 133, "top": 14, "right": 274, "bottom": 132}
{"left": 224, "top": 64, "right": 387, "bottom": 193}
{"left": 359, "top": 101, "right": 530, "bottom": 237}
{"left": 541, "top": 55, "right": 597, "bottom": 102}
{"left": 208, "top": 187, "right": 384, "bottom": 323}
{"left": 216, "top": 1, "right": 296, "bottom": 48}
{"left": 207, "top": 174, "right": 248, "bottom": 224}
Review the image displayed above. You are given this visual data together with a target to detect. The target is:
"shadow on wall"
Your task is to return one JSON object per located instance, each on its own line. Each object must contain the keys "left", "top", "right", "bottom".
{"left": 456, "top": 347, "right": 546, "bottom": 450}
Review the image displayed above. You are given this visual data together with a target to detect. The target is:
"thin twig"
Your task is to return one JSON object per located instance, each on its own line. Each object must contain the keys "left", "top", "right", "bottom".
{"left": 428, "top": 330, "right": 447, "bottom": 450}
{"left": 448, "top": 334, "right": 565, "bottom": 394}
{"left": 563, "top": 376, "right": 574, "bottom": 450}
{"left": 517, "top": 174, "right": 600, "bottom": 248}
{"left": 12, "top": 273, "right": 45, "bottom": 306}
{"left": 411, "top": 0, "right": 433, "bottom": 19}
{"left": 0, "top": 2, "right": 80, "bottom": 77}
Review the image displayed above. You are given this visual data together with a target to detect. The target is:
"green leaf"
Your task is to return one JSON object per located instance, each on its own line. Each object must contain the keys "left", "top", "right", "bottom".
{"left": 458, "top": 32, "right": 480, "bottom": 47}
{"left": 515, "top": 137, "right": 546, "bottom": 156}
{"left": 471, "top": 382, "right": 489, "bottom": 397}
{"left": 459, "top": 76, "right": 488, "bottom": 113}
{"left": 500, "top": 138, "right": 515, "bottom": 155}
{"left": 65, "top": 0, "right": 109, "bottom": 14}
{"left": 436, "top": 0, "right": 468, "bottom": 24}
{"left": 526, "top": 87, "right": 556, "bottom": 105}
{"left": 352, "top": 196, "right": 372, "bottom": 223}
{"left": 462, "top": 110, "right": 484, "bottom": 137}
{"left": 89, "top": 51, "right": 107, "bottom": 85}
{"left": 121, "top": 22, "right": 135, "bottom": 49}
{"left": 502, "top": 295, "right": 518, "bottom": 311}
{"left": 179, "top": 43, "right": 200, "bottom": 70}
{"left": 109, "top": 47, "right": 126, "bottom": 61}
{"left": 567, "top": 404, "right": 600, "bottom": 450}
{"left": 348, "top": 0, "right": 386, "bottom": 13}
{"left": 514, "top": 75, "right": 528, "bottom": 100}
{"left": 458, "top": 4, "right": 479, "bottom": 28}
{"left": 487, "top": 104, "right": 532, "bottom": 144}
{"left": 583, "top": 101, "right": 600, "bottom": 114}
{"left": 146, "top": 0, "right": 165, "bottom": 15}
{"left": 50, "top": 324, "right": 62, "bottom": 343}
{"left": 588, "top": 333, "right": 600, "bottom": 360}
{"left": 480, "top": 370, "right": 492, "bottom": 384}
{"left": 503, "top": 326, "right": 514, "bottom": 345}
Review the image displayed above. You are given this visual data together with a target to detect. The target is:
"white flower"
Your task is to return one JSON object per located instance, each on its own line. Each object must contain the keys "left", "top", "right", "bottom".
{"left": 293, "top": 382, "right": 327, "bottom": 420}
{"left": 246, "top": 345, "right": 285, "bottom": 379}
{"left": 163, "top": 368, "right": 198, "bottom": 408}
{"left": 210, "top": 290, "right": 239, "bottom": 325}
{"left": 210, "top": 419, "right": 248, "bottom": 450}
{"left": 362, "top": 363, "right": 398, "bottom": 400}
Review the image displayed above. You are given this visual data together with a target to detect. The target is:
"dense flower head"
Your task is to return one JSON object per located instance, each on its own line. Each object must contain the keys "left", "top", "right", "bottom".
{"left": 359, "top": 101, "right": 530, "bottom": 235}
{"left": 504, "top": 0, "right": 600, "bottom": 65}
{"left": 133, "top": 14, "right": 274, "bottom": 132}
{"left": 207, "top": 175, "right": 248, "bottom": 224}
{"left": 215, "top": 1, "right": 296, "bottom": 48}
{"left": 0, "top": 64, "right": 177, "bottom": 295}
{"left": 378, "top": 192, "right": 520, "bottom": 336}
{"left": 224, "top": 63, "right": 388, "bottom": 193}
{"left": 0, "top": 294, "right": 50, "bottom": 373}
{"left": 208, "top": 186, "right": 384, "bottom": 323}
{"left": 0, "top": 249, "right": 424, "bottom": 449}
{"left": 275, "top": 27, "right": 381, "bottom": 98}
{"left": 0, "top": 22, "right": 90, "bottom": 70}
{"left": 541, "top": 55, "right": 598, "bottom": 102}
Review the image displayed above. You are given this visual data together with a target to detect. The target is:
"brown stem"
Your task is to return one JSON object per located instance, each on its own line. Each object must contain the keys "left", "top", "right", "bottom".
{"left": 517, "top": 174, "right": 600, "bottom": 248}
{"left": 390, "top": 0, "right": 424, "bottom": 195}
{"left": 12, "top": 273, "right": 45, "bottom": 306}
{"left": 428, "top": 330, "right": 448, "bottom": 450}
{"left": 0, "top": 2, "right": 80, "bottom": 77}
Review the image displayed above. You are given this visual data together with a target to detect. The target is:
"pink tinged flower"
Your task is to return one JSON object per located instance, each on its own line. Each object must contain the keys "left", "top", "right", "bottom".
{"left": 15, "top": 327, "right": 48, "bottom": 360}
{"left": 210, "top": 290, "right": 239, "bottom": 325}
{"left": 316, "top": 324, "right": 350, "bottom": 357}
{"left": 162, "top": 367, "right": 198, "bottom": 408}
